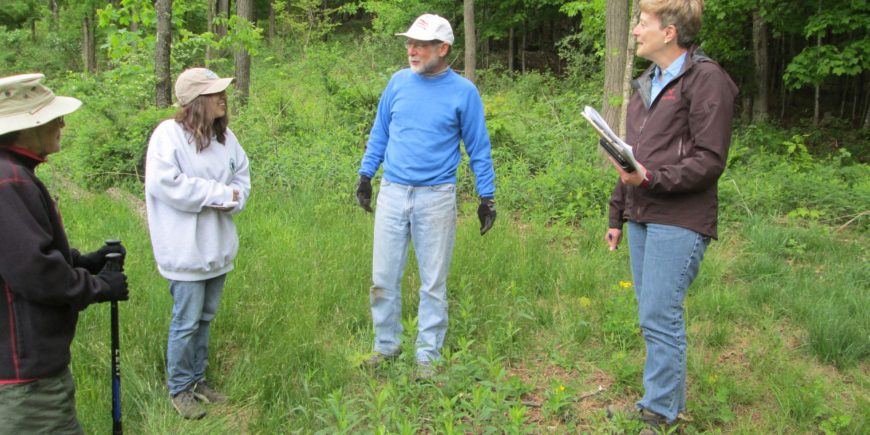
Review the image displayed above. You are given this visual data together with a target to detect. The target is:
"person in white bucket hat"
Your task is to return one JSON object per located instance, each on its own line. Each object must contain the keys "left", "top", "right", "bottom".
{"left": 355, "top": 14, "right": 497, "bottom": 380}
{"left": 0, "top": 73, "right": 129, "bottom": 433}
{"left": 145, "top": 67, "right": 250, "bottom": 419}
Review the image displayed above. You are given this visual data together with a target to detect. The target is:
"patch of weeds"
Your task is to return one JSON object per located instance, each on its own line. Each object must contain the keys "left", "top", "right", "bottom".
{"left": 542, "top": 381, "right": 575, "bottom": 422}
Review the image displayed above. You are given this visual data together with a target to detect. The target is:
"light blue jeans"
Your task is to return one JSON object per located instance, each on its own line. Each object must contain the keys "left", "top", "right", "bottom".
{"left": 627, "top": 221, "right": 709, "bottom": 423}
{"left": 166, "top": 274, "right": 226, "bottom": 396}
{"left": 370, "top": 180, "right": 456, "bottom": 364}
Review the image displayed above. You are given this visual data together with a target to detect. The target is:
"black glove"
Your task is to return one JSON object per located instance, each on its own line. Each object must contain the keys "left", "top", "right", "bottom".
{"left": 477, "top": 197, "right": 496, "bottom": 235}
{"left": 74, "top": 244, "right": 127, "bottom": 274}
{"left": 95, "top": 270, "right": 129, "bottom": 302}
{"left": 356, "top": 175, "right": 373, "bottom": 212}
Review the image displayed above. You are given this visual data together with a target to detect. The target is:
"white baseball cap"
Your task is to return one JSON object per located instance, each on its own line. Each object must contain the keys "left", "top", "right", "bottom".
{"left": 396, "top": 14, "right": 454, "bottom": 45}
{"left": 174, "top": 68, "right": 234, "bottom": 106}
{"left": 0, "top": 73, "right": 81, "bottom": 136}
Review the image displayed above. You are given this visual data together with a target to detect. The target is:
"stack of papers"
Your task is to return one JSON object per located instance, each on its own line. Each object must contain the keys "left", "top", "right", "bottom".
{"left": 580, "top": 106, "right": 638, "bottom": 173}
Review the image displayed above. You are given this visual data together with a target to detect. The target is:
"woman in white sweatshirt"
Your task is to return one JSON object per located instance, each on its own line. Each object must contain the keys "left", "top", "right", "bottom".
{"left": 145, "top": 68, "right": 251, "bottom": 419}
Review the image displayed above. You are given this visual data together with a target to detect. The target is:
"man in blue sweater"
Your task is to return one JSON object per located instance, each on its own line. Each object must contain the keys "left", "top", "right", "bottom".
{"left": 356, "top": 14, "right": 497, "bottom": 379}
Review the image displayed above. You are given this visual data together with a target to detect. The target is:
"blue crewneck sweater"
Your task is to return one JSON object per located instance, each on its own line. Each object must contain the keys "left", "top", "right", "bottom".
{"left": 359, "top": 68, "right": 495, "bottom": 198}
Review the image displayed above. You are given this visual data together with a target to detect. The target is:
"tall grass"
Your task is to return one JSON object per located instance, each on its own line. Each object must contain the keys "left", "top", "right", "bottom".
{"left": 37, "top": 164, "right": 867, "bottom": 433}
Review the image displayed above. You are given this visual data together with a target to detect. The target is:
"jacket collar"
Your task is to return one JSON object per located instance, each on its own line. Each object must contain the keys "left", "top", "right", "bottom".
{"left": 1, "top": 146, "right": 45, "bottom": 170}
{"left": 631, "top": 45, "right": 712, "bottom": 109}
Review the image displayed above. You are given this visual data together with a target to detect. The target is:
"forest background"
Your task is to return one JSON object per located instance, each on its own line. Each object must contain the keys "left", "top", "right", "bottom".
{"left": 1, "top": 0, "right": 868, "bottom": 433}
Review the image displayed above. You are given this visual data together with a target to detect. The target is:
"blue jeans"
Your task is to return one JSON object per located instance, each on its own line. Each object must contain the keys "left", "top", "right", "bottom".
{"left": 166, "top": 275, "right": 226, "bottom": 396}
{"left": 627, "top": 221, "right": 709, "bottom": 423}
{"left": 370, "top": 180, "right": 456, "bottom": 363}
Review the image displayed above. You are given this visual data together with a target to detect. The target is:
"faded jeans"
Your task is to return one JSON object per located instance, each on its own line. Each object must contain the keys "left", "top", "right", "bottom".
{"left": 370, "top": 180, "right": 456, "bottom": 364}
{"left": 166, "top": 274, "right": 226, "bottom": 396}
{"left": 627, "top": 221, "right": 709, "bottom": 422}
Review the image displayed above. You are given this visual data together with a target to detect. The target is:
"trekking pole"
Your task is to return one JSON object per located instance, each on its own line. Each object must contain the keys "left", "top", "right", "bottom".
{"left": 104, "top": 239, "right": 123, "bottom": 435}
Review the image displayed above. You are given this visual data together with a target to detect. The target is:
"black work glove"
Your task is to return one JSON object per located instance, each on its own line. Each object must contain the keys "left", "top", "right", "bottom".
{"left": 95, "top": 270, "right": 129, "bottom": 303}
{"left": 73, "top": 244, "right": 127, "bottom": 274}
{"left": 356, "top": 175, "right": 373, "bottom": 212}
{"left": 477, "top": 197, "right": 496, "bottom": 236}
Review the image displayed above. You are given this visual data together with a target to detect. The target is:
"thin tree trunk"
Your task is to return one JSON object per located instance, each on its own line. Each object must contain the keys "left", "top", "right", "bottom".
{"left": 508, "top": 26, "right": 514, "bottom": 72}
{"left": 604, "top": 0, "right": 630, "bottom": 136}
{"left": 780, "top": 34, "right": 787, "bottom": 120}
{"left": 207, "top": 0, "right": 216, "bottom": 62}
{"left": 813, "top": 0, "right": 821, "bottom": 127}
{"left": 82, "top": 11, "right": 96, "bottom": 73}
{"left": 155, "top": 0, "right": 173, "bottom": 108}
{"left": 50, "top": 0, "right": 59, "bottom": 29}
{"left": 235, "top": 0, "right": 254, "bottom": 106}
{"left": 619, "top": 0, "right": 639, "bottom": 138}
{"left": 463, "top": 0, "right": 476, "bottom": 83}
{"left": 521, "top": 21, "right": 526, "bottom": 73}
{"left": 752, "top": 7, "right": 768, "bottom": 123}
{"left": 268, "top": 1, "right": 276, "bottom": 44}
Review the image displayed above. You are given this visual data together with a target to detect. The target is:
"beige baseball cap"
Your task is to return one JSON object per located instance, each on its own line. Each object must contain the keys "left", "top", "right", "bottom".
{"left": 0, "top": 73, "right": 82, "bottom": 136}
{"left": 174, "top": 68, "right": 234, "bottom": 106}
{"left": 396, "top": 14, "right": 454, "bottom": 45}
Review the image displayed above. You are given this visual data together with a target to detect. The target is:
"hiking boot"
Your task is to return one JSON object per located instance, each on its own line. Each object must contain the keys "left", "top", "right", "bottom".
{"left": 414, "top": 362, "right": 436, "bottom": 381}
{"left": 362, "top": 352, "right": 397, "bottom": 369}
{"left": 192, "top": 381, "right": 227, "bottom": 404}
{"left": 606, "top": 404, "right": 674, "bottom": 433}
{"left": 171, "top": 390, "right": 206, "bottom": 419}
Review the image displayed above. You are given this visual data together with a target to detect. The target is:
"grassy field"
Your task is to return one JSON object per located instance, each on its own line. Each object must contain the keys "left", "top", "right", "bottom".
{"left": 37, "top": 165, "right": 868, "bottom": 434}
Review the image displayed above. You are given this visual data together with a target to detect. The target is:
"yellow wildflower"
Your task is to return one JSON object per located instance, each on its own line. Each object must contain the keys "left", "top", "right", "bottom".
{"left": 579, "top": 297, "right": 591, "bottom": 308}
{"left": 619, "top": 280, "right": 633, "bottom": 288}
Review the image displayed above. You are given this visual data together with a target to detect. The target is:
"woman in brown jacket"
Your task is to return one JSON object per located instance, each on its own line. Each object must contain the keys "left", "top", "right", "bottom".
{"left": 603, "top": 0, "right": 738, "bottom": 431}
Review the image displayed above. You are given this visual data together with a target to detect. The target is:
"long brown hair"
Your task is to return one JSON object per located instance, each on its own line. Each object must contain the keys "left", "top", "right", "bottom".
{"left": 174, "top": 95, "right": 229, "bottom": 152}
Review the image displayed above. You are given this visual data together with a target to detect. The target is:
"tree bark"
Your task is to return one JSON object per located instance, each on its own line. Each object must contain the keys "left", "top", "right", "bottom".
{"left": 50, "top": 0, "right": 59, "bottom": 29}
{"left": 207, "top": 0, "right": 216, "bottom": 62}
{"left": 813, "top": 0, "right": 821, "bottom": 127}
{"left": 508, "top": 26, "right": 514, "bottom": 72}
{"left": 268, "top": 1, "right": 276, "bottom": 44}
{"left": 604, "top": 0, "right": 630, "bottom": 136}
{"left": 751, "top": 8, "right": 768, "bottom": 123}
{"left": 82, "top": 10, "right": 96, "bottom": 73}
{"left": 235, "top": 0, "right": 254, "bottom": 106}
{"left": 463, "top": 0, "right": 476, "bottom": 83}
{"left": 155, "top": 0, "right": 173, "bottom": 108}
{"left": 619, "top": 0, "right": 639, "bottom": 138}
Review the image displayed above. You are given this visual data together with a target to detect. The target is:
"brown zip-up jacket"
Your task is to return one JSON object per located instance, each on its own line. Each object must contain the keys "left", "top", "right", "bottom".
{"left": 609, "top": 46, "right": 738, "bottom": 239}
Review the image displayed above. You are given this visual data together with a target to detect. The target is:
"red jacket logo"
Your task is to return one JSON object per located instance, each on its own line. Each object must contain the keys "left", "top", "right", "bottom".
{"left": 661, "top": 88, "right": 677, "bottom": 101}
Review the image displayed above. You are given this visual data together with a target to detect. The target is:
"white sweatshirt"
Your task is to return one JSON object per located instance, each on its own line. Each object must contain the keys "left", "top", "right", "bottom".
{"left": 145, "top": 119, "right": 251, "bottom": 281}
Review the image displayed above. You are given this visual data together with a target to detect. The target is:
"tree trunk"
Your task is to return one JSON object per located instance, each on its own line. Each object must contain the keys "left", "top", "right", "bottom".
{"left": 268, "top": 1, "right": 276, "bottom": 44}
{"left": 463, "top": 0, "right": 476, "bottom": 83}
{"left": 508, "top": 26, "right": 514, "bottom": 72}
{"left": 813, "top": 0, "right": 821, "bottom": 127}
{"left": 604, "top": 0, "right": 630, "bottom": 136}
{"left": 155, "top": 0, "right": 173, "bottom": 108}
{"left": 619, "top": 0, "right": 639, "bottom": 138}
{"left": 521, "top": 21, "right": 526, "bottom": 73}
{"left": 751, "top": 8, "right": 768, "bottom": 123}
{"left": 206, "top": 0, "right": 216, "bottom": 62}
{"left": 82, "top": 11, "right": 96, "bottom": 73}
{"left": 50, "top": 0, "right": 59, "bottom": 30}
{"left": 235, "top": 0, "right": 254, "bottom": 106}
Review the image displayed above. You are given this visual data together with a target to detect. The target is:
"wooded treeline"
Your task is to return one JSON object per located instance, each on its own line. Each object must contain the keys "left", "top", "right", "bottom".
{"left": 2, "top": 0, "right": 869, "bottom": 131}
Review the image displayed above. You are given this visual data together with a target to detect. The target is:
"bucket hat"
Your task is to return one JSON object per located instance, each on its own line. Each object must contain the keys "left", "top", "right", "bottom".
{"left": 0, "top": 73, "right": 82, "bottom": 136}
{"left": 175, "top": 68, "right": 234, "bottom": 106}
{"left": 396, "top": 14, "right": 454, "bottom": 45}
